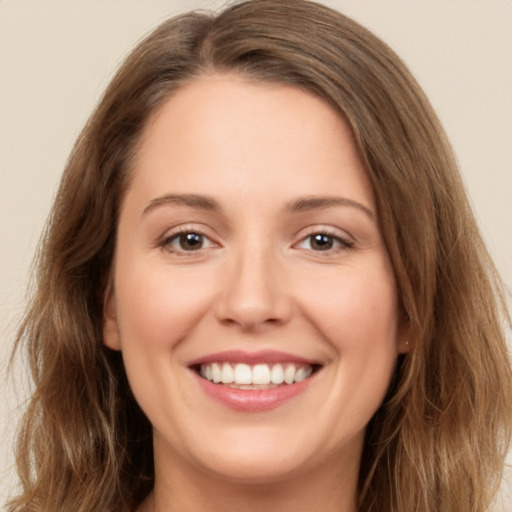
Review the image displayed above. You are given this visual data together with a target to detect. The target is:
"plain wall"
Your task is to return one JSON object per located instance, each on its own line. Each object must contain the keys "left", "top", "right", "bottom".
{"left": 1, "top": 0, "right": 511, "bottom": 508}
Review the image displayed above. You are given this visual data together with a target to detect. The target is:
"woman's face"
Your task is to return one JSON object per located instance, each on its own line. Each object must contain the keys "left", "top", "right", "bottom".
{"left": 104, "top": 74, "right": 407, "bottom": 485}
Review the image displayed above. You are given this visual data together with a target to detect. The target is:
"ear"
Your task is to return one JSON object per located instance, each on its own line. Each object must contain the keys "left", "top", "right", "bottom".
{"left": 397, "top": 338, "right": 412, "bottom": 354}
{"left": 103, "top": 280, "right": 121, "bottom": 351}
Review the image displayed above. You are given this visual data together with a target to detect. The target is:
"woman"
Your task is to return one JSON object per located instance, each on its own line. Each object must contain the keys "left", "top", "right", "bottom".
{"left": 8, "top": 1, "right": 512, "bottom": 511}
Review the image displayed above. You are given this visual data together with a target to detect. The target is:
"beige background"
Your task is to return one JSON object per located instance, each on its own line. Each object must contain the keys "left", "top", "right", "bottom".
{"left": 1, "top": 0, "right": 511, "bottom": 508}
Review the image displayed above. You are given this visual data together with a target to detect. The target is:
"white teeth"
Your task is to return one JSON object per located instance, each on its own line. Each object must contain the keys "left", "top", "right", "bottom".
{"left": 234, "top": 363, "right": 252, "bottom": 384}
{"left": 221, "top": 362, "right": 234, "bottom": 384}
{"left": 199, "top": 362, "right": 315, "bottom": 386}
{"left": 270, "top": 363, "right": 284, "bottom": 384}
{"left": 294, "top": 367, "right": 306, "bottom": 383}
{"left": 252, "top": 364, "right": 271, "bottom": 385}
{"left": 211, "top": 363, "right": 221, "bottom": 384}
{"left": 284, "top": 364, "right": 296, "bottom": 384}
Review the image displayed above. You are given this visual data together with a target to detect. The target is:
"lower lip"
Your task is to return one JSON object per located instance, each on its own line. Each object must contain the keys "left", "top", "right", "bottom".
{"left": 194, "top": 373, "right": 312, "bottom": 412}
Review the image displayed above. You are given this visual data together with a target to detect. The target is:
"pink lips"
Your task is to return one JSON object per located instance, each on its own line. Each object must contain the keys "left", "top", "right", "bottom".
{"left": 189, "top": 350, "right": 319, "bottom": 412}
{"left": 188, "top": 349, "right": 317, "bottom": 366}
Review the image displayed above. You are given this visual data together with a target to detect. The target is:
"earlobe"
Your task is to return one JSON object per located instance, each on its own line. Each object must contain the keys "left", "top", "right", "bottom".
{"left": 398, "top": 339, "right": 412, "bottom": 354}
{"left": 103, "top": 283, "right": 121, "bottom": 351}
{"left": 397, "top": 316, "right": 413, "bottom": 354}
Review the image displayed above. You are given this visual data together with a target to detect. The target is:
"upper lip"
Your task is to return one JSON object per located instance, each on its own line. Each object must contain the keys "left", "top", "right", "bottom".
{"left": 187, "top": 350, "right": 321, "bottom": 366}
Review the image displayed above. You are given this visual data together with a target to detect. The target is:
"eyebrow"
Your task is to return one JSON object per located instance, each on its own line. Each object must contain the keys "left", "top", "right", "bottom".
{"left": 142, "top": 193, "right": 221, "bottom": 217}
{"left": 141, "top": 193, "right": 375, "bottom": 220}
{"left": 287, "top": 196, "right": 375, "bottom": 220}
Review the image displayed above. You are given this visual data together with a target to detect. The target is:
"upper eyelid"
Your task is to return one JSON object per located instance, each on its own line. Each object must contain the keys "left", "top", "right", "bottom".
{"left": 161, "top": 223, "right": 215, "bottom": 238}
{"left": 163, "top": 228, "right": 217, "bottom": 244}
{"left": 295, "top": 233, "right": 353, "bottom": 248}
{"left": 293, "top": 224, "right": 354, "bottom": 242}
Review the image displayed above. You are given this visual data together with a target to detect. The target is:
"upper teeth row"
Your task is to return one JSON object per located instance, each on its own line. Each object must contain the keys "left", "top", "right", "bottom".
{"left": 200, "top": 362, "right": 313, "bottom": 385}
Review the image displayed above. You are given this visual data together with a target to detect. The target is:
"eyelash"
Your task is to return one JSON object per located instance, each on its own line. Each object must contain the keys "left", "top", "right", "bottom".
{"left": 159, "top": 228, "right": 217, "bottom": 255}
{"left": 294, "top": 228, "right": 354, "bottom": 254}
{"left": 158, "top": 227, "right": 354, "bottom": 255}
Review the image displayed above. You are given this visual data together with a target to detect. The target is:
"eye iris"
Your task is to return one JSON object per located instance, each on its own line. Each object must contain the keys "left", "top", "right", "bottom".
{"left": 180, "top": 233, "right": 203, "bottom": 250}
{"left": 311, "top": 234, "right": 333, "bottom": 250}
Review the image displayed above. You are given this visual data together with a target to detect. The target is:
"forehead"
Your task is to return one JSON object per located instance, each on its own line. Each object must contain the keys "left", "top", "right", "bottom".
{"left": 127, "top": 73, "right": 375, "bottom": 213}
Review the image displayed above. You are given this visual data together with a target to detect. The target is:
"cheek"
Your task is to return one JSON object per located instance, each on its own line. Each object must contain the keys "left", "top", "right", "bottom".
{"left": 112, "top": 257, "right": 220, "bottom": 430}
{"left": 302, "top": 260, "right": 400, "bottom": 427}
{"left": 299, "top": 261, "right": 399, "bottom": 352}
{"left": 114, "top": 256, "right": 217, "bottom": 350}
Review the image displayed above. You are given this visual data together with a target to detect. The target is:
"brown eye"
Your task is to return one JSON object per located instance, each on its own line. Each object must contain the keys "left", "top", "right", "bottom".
{"left": 178, "top": 232, "right": 204, "bottom": 251}
{"left": 296, "top": 231, "right": 353, "bottom": 253}
{"left": 309, "top": 234, "right": 334, "bottom": 251}
{"left": 163, "top": 231, "right": 216, "bottom": 253}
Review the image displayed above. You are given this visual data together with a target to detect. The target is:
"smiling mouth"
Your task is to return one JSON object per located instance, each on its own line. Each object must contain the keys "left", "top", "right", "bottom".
{"left": 193, "top": 362, "right": 321, "bottom": 389}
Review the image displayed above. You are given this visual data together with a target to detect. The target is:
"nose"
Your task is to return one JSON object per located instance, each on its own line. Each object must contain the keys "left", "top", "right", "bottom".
{"left": 214, "top": 245, "right": 293, "bottom": 330}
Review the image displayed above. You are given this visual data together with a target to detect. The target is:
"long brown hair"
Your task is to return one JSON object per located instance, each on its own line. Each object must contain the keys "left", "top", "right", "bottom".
{"left": 9, "top": 1, "right": 512, "bottom": 511}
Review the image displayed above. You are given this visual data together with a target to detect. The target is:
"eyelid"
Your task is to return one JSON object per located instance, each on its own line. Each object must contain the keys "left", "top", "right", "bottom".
{"left": 157, "top": 224, "right": 220, "bottom": 254}
{"left": 155, "top": 223, "right": 354, "bottom": 255}
{"left": 292, "top": 225, "right": 354, "bottom": 252}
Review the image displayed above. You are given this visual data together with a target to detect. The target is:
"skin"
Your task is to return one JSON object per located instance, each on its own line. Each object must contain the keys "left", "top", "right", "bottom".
{"left": 103, "top": 74, "right": 408, "bottom": 512}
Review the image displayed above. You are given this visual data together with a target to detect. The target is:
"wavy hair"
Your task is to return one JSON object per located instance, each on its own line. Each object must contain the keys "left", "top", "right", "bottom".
{"left": 9, "top": 1, "right": 512, "bottom": 511}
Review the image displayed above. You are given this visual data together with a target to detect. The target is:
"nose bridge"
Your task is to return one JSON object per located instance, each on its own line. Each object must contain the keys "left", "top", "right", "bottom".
{"left": 215, "top": 233, "right": 290, "bottom": 328}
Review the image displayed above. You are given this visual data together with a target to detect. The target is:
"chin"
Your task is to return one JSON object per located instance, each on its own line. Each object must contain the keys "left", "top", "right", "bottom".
{"left": 198, "top": 449, "right": 313, "bottom": 485}
{"left": 171, "top": 419, "right": 359, "bottom": 487}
